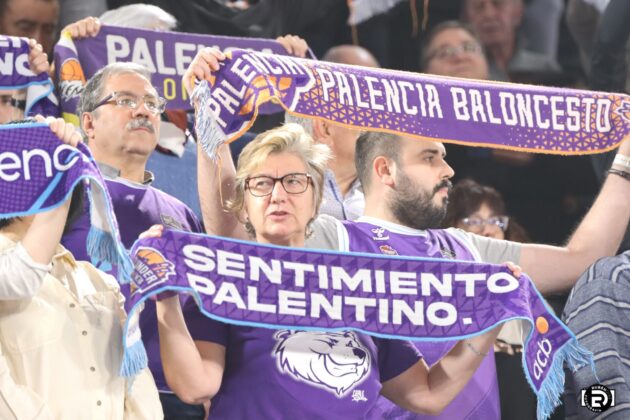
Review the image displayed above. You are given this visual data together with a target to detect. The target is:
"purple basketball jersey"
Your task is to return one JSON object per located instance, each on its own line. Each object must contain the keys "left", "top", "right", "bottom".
{"left": 341, "top": 219, "right": 500, "bottom": 420}
{"left": 185, "top": 307, "right": 423, "bottom": 419}
{"left": 62, "top": 177, "right": 203, "bottom": 392}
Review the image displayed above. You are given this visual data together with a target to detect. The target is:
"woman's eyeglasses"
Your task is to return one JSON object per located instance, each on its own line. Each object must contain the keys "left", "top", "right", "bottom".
{"left": 245, "top": 173, "right": 312, "bottom": 197}
{"left": 460, "top": 215, "right": 509, "bottom": 232}
{"left": 426, "top": 41, "right": 482, "bottom": 61}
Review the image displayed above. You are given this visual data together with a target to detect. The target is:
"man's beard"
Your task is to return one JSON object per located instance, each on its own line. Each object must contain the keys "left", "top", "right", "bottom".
{"left": 390, "top": 170, "right": 452, "bottom": 230}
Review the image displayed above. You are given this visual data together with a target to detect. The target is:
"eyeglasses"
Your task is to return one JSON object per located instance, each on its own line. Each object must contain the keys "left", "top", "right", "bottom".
{"left": 460, "top": 215, "right": 509, "bottom": 232}
{"left": 92, "top": 91, "right": 167, "bottom": 115}
{"left": 245, "top": 173, "right": 312, "bottom": 197}
{"left": 427, "top": 41, "right": 482, "bottom": 61}
{"left": 0, "top": 95, "right": 25, "bottom": 110}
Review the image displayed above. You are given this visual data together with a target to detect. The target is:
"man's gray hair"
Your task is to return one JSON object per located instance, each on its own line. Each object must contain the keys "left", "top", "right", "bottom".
{"left": 77, "top": 62, "right": 153, "bottom": 127}
{"left": 284, "top": 113, "right": 314, "bottom": 137}
{"left": 99, "top": 4, "right": 178, "bottom": 31}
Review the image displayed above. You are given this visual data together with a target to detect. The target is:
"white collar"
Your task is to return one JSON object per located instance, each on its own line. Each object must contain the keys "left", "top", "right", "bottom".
{"left": 355, "top": 216, "right": 428, "bottom": 236}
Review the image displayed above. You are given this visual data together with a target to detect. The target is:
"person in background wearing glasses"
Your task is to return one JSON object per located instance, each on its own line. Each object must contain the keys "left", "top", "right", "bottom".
{"left": 443, "top": 179, "right": 530, "bottom": 243}
{"left": 0, "top": 38, "right": 52, "bottom": 124}
{"left": 442, "top": 178, "right": 536, "bottom": 420}
{"left": 60, "top": 62, "right": 206, "bottom": 420}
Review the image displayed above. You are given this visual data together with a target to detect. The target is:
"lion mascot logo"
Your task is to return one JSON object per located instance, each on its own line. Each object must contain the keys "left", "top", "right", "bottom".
{"left": 273, "top": 330, "right": 371, "bottom": 397}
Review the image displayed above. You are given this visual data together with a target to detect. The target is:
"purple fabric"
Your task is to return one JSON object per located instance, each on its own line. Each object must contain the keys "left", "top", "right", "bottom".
{"left": 53, "top": 25, "right": 294, "bottom": 115}
{"left": 343, "top": 221, "right": 499, "bottom": 419}
{"left": 184, "top": 301, "right": 422, "bottom": 419}
{"left": 195, "top": 49, "right": 630, "bottom": 157}
{"left": 124, "top": 229, "right": 594, "bottom": 419}
{"left": 0, "top": 35, "right": 58, "bottom": 117}
{"left": 0, "top": 123, "right": 129, "bottom": 277}
{"left": 62, "top": 176, "right": 203, "bottom": 392}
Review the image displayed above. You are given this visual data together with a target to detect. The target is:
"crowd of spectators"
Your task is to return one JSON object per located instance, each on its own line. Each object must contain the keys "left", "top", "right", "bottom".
{"left": 1, "top": 0, "right": 629, "bottom": 419}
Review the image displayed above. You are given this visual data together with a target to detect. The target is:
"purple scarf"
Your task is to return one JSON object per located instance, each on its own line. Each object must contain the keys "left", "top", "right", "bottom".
{"left": 0, "top": 35, "right": 59, "bottom": 117}
{"left": 192, "top": 48, "right": 630, "bottom": 159}
{"left": 53, "top": 24, "right": 309, "bottom": 121}
{"left": 125, "top": 229, "right": 595, "bottom": 420}
{"left": 0, "top": 123, "right": 144, "bottom": 376}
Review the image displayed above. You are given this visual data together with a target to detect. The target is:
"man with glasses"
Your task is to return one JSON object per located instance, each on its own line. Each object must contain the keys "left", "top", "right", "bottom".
{"left": 421, "top": 21, "right": 489, "bottom": 81}
{"left": 61, "top": 62, "right": 206, "bottom": 419}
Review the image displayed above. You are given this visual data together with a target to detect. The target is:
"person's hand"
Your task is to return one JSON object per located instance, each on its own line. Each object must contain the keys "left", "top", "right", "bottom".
{"left": 34, "top": 115, "right": 82, "bottom": 147}
{"left": 62, "top": 16, "right": 101, "bottom": 39}
{"left": 27, "top": 39, "right": 49, "bottom": 75}
{"left": 140, "top": 225, "right": 177, "bottom": 301}
{"left": 503, "top": 261, "right": 522, "bottom": 278}
{"left": 139, "top": 224, "right": 164, "bottom": 240}
{"left": 182, "top": 48, "right": 226, "bottom": 98}
{"left": 276, "top": 35, "right": 308, "bottom": 58}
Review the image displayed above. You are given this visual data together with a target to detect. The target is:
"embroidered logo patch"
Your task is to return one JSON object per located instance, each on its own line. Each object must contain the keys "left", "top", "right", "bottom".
{"left": 440, "top": 247, "right": 456, "bottom": 259}
{"left": 379, "top": 244, "right": 398, "bottom": 255}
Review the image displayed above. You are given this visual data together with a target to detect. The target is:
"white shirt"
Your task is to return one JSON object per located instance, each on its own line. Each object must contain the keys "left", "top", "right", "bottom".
{"left": 0, "top": 233, "right": 162, "bottom": 420}
{"left": 0, "top": 241, "right": 51, "bottom": 299}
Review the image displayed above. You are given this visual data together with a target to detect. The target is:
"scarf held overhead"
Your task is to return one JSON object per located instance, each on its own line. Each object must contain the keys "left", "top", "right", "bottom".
{"left": 53, "top": 24, "right": 305, "bottom": 123}
{"left": 125, "top": 229, "right": 595, "bottom": 420}
{"left": 0, "top": 123, "right": 146, "bottom": 376}
{"left": 194, "top": 49, "right": 630, "bottom": 158}
{"left": 0, "top": 35, "right": 59, "bottom": 117}
{"left": 0, "top": 123, "right": 132, "bottom": 281}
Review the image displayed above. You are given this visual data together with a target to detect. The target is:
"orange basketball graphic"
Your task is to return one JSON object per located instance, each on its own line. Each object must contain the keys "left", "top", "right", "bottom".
{"left": 535, "top": 316, "right": 549, "bottom": 334}
{"left": 59, "top": 59, "right": 86, "bottom": 83}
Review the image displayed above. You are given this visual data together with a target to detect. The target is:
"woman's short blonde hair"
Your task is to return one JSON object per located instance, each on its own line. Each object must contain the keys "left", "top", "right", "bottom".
{"left": 226, "top": 123, "right": 331, "bottom": 222}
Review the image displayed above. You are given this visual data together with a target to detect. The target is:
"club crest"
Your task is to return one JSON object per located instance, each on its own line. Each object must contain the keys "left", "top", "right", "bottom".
{"left": 273, "top": 330, "right": 371, "bottom": 397}
{"left": 131, "top": 247, "right": 176, "bottom": 293}
{"left": 379, "top": 245, "right": 398, "bottom": 255}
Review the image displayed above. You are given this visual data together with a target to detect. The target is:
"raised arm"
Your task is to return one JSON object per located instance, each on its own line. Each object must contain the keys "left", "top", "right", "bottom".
{"left": 186, "top": 35, "right": 311, "bottom": 238}
{"left": 21, "top": 117, "right": 82, "bottom": 264}
{"left": 183, "top": 48, "right": 248, "bottom": 239}
{"left": 520, "top": 138, "right": 630, "bottom": 294}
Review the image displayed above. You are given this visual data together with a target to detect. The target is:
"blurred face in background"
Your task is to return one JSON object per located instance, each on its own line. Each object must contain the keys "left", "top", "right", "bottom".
{"left": 425, "top": 27, "right": 489, "bottom": 80}
{"left": 0, "top": 0, "right": 59, "bottom": 54}
{"left": 456, "top": 201, "right": 508, "bottom": 239}
{"left": 463, "top": 0, "right": 523, "bottom": 50}
{"left": 0, "top": 90, "right": 24, "bottom": 123}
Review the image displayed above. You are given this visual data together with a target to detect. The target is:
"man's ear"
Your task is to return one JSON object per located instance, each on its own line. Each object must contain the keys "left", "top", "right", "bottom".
{"left": 81, "top": 112, "right": 95, "bottom": 142}
{"left": 312, "top": 119, "right": 333, "bottom": 147}
{"left": 373, "top": 155, "right": 396, "bottom": 188}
